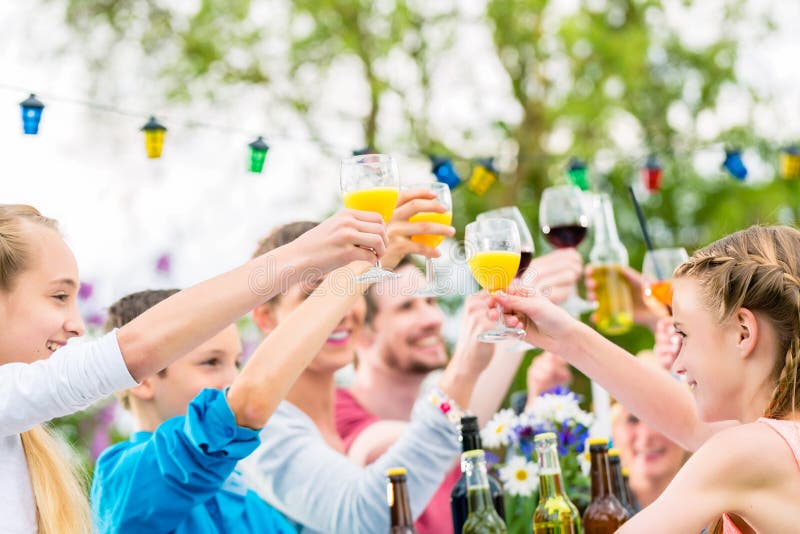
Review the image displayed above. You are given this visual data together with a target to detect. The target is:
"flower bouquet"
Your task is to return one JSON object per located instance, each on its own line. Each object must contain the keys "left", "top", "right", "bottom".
{"left": 481, "top": 386, "right": 593, "bottom": 533}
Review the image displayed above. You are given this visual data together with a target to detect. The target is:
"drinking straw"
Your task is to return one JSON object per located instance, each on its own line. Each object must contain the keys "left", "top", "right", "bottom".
{"left": 627, "top": 186, "right": 665, "bottom": 281}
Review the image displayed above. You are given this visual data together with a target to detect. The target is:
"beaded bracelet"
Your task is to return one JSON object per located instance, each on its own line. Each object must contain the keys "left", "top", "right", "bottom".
{"left": 428, "top": 386, "right": 469, "bottom": 425}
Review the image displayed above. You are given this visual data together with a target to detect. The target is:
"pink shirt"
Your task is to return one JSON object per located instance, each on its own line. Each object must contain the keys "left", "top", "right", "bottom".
{"left": 722, "top": 417, "right": 800, "bottom": 534}
{"left": 335, "top": 388, "right": 460, "bottom": 534}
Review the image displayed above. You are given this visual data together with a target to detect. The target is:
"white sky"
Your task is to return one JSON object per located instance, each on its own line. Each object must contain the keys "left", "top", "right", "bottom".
{"left": 1, "top": 0, "right": 798, "bottom": 322}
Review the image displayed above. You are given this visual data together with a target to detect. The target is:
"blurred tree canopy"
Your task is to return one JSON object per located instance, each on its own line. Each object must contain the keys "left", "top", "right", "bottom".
{"left": 53, "top": 0, "right": 794, "bottom": 395}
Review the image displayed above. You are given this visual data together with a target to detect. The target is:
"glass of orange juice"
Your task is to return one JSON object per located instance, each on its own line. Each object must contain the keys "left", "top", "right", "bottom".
{"left": 403, "top": 182, "right": 453, "bottom": 296}
{"left": 642, "top": 247, "right": 688, "bottom": 317}
{"left": 341, "top": 154, "right": 400, "bottom": 282}
{"left": 465, "top": 218, "right": 526, "bottom": 343}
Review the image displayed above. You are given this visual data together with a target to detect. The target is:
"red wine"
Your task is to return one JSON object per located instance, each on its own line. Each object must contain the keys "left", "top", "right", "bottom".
{"left": 543, "top": 224, "right": 588, "bottom": 248}
{"left": 516, "top": 250, "right": 533, "bottom": 278}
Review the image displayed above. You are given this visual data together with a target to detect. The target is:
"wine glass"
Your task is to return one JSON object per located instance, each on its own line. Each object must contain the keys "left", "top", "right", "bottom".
{"left": 642, "top": 247, "right": 688, "bottom": 317}
{"left": 477, "top": 207, "right": 536, "bottom": 351}
{"left": 341, "top": 154, "right": 400, "bottom": 283}
{"left": 539, "top": 185, "right": 596, "bottom": 316}
{"left": 465, "top": 218, "right": 526, "bottom": 343}
{"left": 477, "top": 206, "right": 535, "bottom": 279}
{"left": 404, "top": 182, "right": 453, "bottom": 296}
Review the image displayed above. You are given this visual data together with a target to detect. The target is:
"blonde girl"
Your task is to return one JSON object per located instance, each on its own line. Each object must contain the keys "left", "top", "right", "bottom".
{"left": 492, "top": 226, "right": 800, "bottom": 533}
{"left": 0, "top": 204, "right": 386, "bottom": 533}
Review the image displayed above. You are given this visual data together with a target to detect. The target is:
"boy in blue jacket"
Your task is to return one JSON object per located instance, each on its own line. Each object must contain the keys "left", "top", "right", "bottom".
{"left": 91, "top": 261, "right": 376, "bottom": 533}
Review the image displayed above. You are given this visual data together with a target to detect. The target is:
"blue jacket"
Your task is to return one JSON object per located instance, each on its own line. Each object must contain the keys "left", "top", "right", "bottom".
{"left": 91, "top": 388, "right": 296, "bottom": 534}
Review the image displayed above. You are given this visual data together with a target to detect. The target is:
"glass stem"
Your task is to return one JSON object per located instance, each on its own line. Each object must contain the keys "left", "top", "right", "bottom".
{"left": 425, "top": 257, "right": 435, "bottom": 288}
{"left": 495, "top": 301, "right": 506, "bottom": 331}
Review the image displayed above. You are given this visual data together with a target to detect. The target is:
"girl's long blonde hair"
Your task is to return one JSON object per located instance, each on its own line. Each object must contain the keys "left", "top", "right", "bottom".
{"left": 675, "top": 225, "right": 800, "bottom": 534}
{"left": 1, "top": 204, "right": 92, "bottom": 534}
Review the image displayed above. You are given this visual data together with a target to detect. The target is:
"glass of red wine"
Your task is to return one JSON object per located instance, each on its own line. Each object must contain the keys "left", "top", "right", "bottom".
{"left": 539, "top": 185, "right": 597, "bottom": 316}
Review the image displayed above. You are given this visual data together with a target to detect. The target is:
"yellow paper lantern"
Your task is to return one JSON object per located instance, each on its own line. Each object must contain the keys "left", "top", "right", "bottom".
{"left": 467, "top": 159, "right": 498, "bottom": 196}
{"left": 780, "top": 146, "right": 800, "bottom": 180}
{"left": 141, "top": 116, "right": 167, "bottom": 159}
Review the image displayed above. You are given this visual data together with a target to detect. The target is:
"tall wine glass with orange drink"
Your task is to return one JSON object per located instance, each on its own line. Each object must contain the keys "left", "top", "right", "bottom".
{"left": 642, "top": 247, "right": 688, "bottom": 317}
{"left": 341, "top": 154, "right": 400, "bottom": 282}
{"left": 465, "top": 218, "right": 526, "bottom": 343}
{"left": 404, "top": 182, "right": 453, "bottom": 295}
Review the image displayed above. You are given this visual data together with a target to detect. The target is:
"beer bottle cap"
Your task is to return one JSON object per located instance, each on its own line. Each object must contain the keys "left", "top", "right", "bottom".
{"left": 386, "top": 467, "right": 407, "bottom": 477}
{"left": 622, "top": 467, "right": 630, "bottom": 477}
{"left": 534, "top": 432, "right": 557, "bottom": 442}
{"left": 587, "top": 437, "right": 609, "bottom": 446}
{"left": 608, "top": 448, "right": 621, "bottom": 457}
{"left": 462, "top": 449, "right": 485, "bottom": 460}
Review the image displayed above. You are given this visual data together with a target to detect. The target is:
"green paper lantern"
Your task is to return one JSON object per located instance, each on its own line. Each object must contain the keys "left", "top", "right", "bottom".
{"left": 248, "top": 136, "right": 269, "bottom": 173}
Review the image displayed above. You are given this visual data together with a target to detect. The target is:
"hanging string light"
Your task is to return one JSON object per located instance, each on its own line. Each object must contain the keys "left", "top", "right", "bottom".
{"left": 566, "top": 157, "right": 590, "bottom": 191}
{"left": 467, "top": 158, "right": 498, "bottom": 196}
{"left": 19, "top": 93, "right": 44, "bottom": 135}
{"left": 641, "top": 154, "right": 663, "bottom": 192}
{"left": 141, "top": 116, "right": 167, "bottom": 158}
{"left": 430, "top": 156, "right": 461, "bottom": 189}
{"left": 248, "top": 136, "right": 269, "bottom": 173}
{"left": 780, "top": 145, "right": 800, "bottom": 180}
{"left": 722, "top": 148, "right": 747, "bottom": 180}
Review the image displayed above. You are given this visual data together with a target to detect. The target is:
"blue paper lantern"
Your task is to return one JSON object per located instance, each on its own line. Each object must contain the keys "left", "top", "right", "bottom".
{"left": 431, "top": 156, "right": 461, "bottom": 189}
{"left": 722, "top": 149, "right": 747, "bottom": 181}
{"left": 19, "top": 93, "right": 44, "bottom": 135}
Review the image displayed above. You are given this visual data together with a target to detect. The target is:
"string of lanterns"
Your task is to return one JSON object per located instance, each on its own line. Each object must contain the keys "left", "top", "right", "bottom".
{"left": 16, "top": 90, "right": 800, "bottom": 193}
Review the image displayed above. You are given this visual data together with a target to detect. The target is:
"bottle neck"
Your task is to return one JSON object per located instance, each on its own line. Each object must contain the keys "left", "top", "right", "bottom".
{"left": 537, "top": 440, "right": 566, "bottom": 499}
{"left": 388, "top": 478, "right": 414, "bottom": 527}
{"left": 461, "top": 428, "right": 482, "bottom": 452}
{"left": 463, "top": 455, "right": 494, "bottom": 513}
{"left": 592, "top": 193, "right": 622, "bottom": 246}
{"left": 609, "top": 458, "right": 629, "bottom": 507}
{"left": 589, "top": 448, "right": 614, "bottom": 499}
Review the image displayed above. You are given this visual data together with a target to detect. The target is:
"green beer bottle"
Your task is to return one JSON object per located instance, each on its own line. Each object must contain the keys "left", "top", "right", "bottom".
{"left": 532, "top": 432, "right": 583, "bottom": 534}
{"left": 462, "top": 450, "right": 507, "bottom": 534}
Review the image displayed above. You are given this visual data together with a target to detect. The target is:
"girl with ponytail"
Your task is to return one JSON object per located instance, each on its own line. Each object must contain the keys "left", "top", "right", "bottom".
{"left": 0, "top": 204, "right": 388, "bottom": 532}
{"left": 490, "top": 225, "right": 800, "bottom": 533}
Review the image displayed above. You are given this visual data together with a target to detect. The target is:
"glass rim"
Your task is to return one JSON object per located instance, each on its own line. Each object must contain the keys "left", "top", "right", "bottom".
{"left": 341, "top": 153, "right": 394, "bottom": 165}
{"left": 401, "top": 181, "right": 450, "bottom": 191}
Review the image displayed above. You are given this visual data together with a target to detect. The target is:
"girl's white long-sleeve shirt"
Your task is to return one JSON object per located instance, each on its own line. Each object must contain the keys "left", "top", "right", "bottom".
{"left": 0, "top": 331, "right": 136, "bottom": 533}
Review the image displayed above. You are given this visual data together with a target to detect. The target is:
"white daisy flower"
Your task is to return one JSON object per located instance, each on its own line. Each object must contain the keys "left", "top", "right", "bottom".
{"left": 578, "top": 451, "right": 591, "bottom": 477}
{"left": 480, "top": 408, "right": 517, "bottom": 448}
{"left": 498, "top": 455, "right": 539, "bottom": 497}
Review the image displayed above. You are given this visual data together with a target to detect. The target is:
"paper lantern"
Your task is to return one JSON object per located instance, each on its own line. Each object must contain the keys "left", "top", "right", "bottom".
{"left": 141, "top": 116, "right": 167, "bottom": 159}
{"left": 248, "top": 136, "right": 269, "bottom": 173}
{"left": 780, "top": 146, "right": 800, "bottom": 180}
{"left": 467, "top": 158, "right": 498, "bottom": 196}
{"left": 431, "top": 156, "right": 461, "bottom": 189}
{"left": 19, "top": 94, "right": 44, "bottom": 135}
{"left": 641, "top": 154, "right": 663, "bottom": 192}
{"left": 566, "top": 157, "right": 590, "bottom": 191}
{"left": 722, "top": 149, "right": 747, "bottom": 181}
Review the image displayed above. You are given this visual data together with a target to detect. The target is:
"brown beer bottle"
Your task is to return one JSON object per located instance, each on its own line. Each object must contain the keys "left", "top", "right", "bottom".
{"left": 582, "top": 439, "right": 629, "bottom": 533}
{"left": 387, "top": 467, "right": 418, "bottom": 534}
{"left": 607, "top": 449, "right": 635, "bottom": 517}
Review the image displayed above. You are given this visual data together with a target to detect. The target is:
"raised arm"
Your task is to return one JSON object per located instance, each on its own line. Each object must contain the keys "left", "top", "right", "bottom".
{"left": 491, "top": 291, "right": 735, "bottom": 451}
{"left": 118, "top": 209, "right": 386, "bottom": 381}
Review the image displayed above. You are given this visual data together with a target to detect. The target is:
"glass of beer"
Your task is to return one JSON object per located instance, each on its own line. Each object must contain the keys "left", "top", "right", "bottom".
{"left": 341, "top": 154, "right": 400, "bottom": 282}
{"left": 404, "top": 182, "right": 453, "bottom": 296}
{"left": 642, "top": 247, "right": 689, "bottom": 317}
{"left": 465, "top": 218, "right": 525, "bottom": 343}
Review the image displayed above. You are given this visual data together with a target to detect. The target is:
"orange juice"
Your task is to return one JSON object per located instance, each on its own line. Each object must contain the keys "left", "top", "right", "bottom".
{"left": 643, "top": 279, "right": 673, "bottom": 318}
{"left": 343, "top": 187, "right": 399, "bottom": 223}
{"left": 467, "top": 251, "right": 521, "bottom": 293}
{"left": 409, "top": 211, "right": 453, "bottom": 248}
